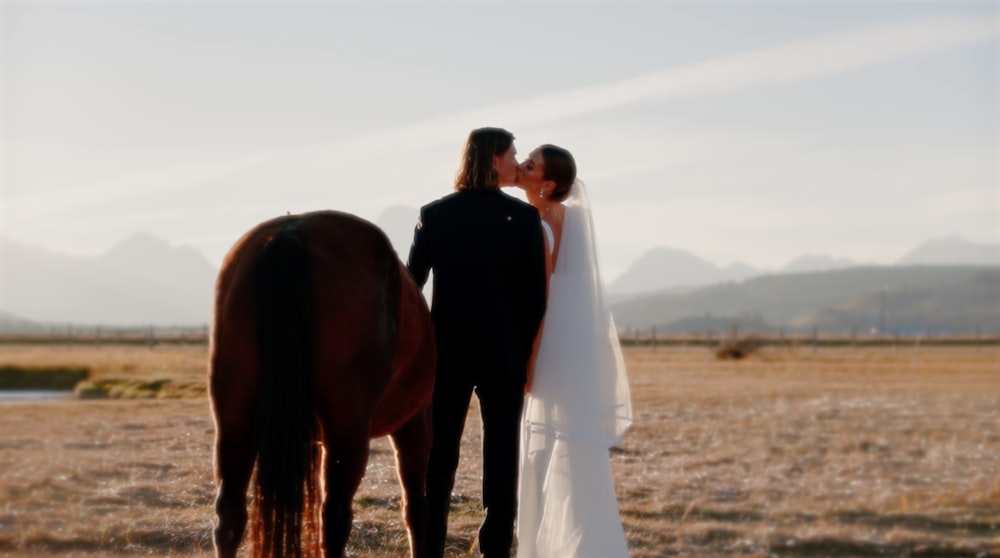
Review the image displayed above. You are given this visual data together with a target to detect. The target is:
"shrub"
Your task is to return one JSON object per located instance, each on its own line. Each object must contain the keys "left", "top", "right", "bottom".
{"left": 714, "top": 337, "right": 762, "bottom": 360}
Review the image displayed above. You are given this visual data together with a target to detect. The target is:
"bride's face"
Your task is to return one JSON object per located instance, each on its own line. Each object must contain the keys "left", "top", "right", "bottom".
{"left": 517, "top": 148, "right": 550, "bottom": 198}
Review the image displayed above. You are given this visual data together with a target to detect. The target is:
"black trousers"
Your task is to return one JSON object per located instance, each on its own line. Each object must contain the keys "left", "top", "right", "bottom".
{"left": 424, "top": 371, "right": 525, "bottom": 558}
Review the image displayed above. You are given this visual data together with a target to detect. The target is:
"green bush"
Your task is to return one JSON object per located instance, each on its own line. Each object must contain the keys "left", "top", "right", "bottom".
{"left": 0, "top": 366, "right": 89, "bottom": 390}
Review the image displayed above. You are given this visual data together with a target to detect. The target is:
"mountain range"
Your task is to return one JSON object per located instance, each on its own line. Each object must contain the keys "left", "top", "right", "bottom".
{"left": 607, "top": 236, "right": 999, "bottom": 296}
{"left": 610, "top": 265, "right": 999, "bottom": 335}
{"left": 0, "top": 229, "right": 996, "bottom": 331}
{"left": 1, "top": 233, "right": 216, "bottom": 327}
{"left": 606, "top": 236, "right": 998, "bottom": 335}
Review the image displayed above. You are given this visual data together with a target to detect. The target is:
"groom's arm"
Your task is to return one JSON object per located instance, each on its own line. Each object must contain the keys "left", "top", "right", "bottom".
{"left": 406, "top": 207, "right": 431, "bottom": 288}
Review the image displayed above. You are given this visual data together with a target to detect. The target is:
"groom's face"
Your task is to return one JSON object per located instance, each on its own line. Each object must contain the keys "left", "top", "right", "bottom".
{"left": 493, "top": 144, "right": 519, "bottom": 187}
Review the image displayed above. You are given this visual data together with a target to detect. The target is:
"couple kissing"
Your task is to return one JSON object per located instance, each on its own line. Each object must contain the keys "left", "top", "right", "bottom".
{"left": 407, "top": 127, "right": 633, "bottom": 558}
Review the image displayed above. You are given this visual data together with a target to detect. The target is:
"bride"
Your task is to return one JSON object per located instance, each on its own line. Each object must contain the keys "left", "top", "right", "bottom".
{"left": 509, "top": 145, "right": 633, "bottom": 557}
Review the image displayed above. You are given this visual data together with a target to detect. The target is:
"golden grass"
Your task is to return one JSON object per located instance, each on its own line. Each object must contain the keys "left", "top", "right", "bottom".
{"left": 0, "top": 344, "right": 998, "bottom": 557}
{"left": 0, "top": 343, "right": 207, "bottom": 382}
{"left": 617, "top": 346, "right": 1000, "bottom": 557}
{"left": 0, "top": 343, "right": 208, "bottom": 398}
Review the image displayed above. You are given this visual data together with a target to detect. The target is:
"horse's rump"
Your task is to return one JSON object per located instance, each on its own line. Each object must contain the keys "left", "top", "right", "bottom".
{"left": 209, "top": 210, "right": 434, "bottom": 558}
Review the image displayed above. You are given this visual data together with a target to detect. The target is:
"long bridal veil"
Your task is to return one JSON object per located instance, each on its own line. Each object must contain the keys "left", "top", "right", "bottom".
{"left": 517, "top": 180, "right": 633, "bottom": 558}
{"left": 524, "top": 179, "right": 632, "bottom": 443}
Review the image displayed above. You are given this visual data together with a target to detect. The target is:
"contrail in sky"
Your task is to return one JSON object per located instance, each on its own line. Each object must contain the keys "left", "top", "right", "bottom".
{"left": 3, "top": 14, "right": 995, "bottom": 222}
{"left": 390, "top": 14, "right": 998, "bottom": 139}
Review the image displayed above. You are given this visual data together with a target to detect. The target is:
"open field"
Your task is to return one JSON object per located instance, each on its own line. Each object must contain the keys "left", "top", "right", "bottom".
{"left": 1, "top": 344, "right": 998, "bottom": 557}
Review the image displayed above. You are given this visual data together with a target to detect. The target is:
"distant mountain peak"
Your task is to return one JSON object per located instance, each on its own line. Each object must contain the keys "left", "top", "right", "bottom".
{"left": 897, "top": 236, "right": 999, "bottom": 266}
{"left": 3, "top": 232, "right": 218, "bottom": 325}
{"left": 919, "top": 234, "right": 971, "bottom": 244}
{"left": 103, "top": 232, "right": 215, "bottom": 270}
{"left": 608, "top": 246, "right": 760, "bottom": 295}
{"left": 105, "top": 231, "right": 172, "bottom": 257}
{"left": 782, "top": 253, "right": 857, "bottom": 273}
{"left": 631, "top": 247, "right": 715, "bottom": 268}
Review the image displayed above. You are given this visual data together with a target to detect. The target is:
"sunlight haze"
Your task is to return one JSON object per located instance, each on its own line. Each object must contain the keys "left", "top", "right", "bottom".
{"left": 2, "top": 1, "right": 997, "bottom": 281}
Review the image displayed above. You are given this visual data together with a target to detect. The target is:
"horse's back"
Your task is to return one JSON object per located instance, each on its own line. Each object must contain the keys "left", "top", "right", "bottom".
{"left": 212, "top": 213, "right": 384, "bottom": 353}
{"left": 211, "top": 210, "right": 433, "bottom": 434}
{"left": 214, "top": 210, "right": 396, "bottom": 330}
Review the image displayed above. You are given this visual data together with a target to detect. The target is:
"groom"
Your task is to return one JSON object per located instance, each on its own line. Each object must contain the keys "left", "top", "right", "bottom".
{"left": 407, "top": 127, "right": 548, "bottom": 558}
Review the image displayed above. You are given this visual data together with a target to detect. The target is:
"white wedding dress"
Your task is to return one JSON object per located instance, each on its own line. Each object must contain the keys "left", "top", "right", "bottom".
{"left": 516, "top": 181, "right": 633, "bottom": 558}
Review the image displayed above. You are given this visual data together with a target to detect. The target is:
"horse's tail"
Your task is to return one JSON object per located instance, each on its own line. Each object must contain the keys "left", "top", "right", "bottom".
{"left": 249, "top": 222, "right": 321, "bottom": 558}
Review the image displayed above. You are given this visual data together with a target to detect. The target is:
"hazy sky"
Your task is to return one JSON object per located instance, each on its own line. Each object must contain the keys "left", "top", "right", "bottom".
{"left": 2, "top": 1, "right": 997, "bottom": 280}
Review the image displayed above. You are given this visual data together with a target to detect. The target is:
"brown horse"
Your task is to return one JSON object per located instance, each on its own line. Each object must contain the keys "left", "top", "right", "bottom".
{"left": 208, "top": 210, "right": 436, "bottom": 558}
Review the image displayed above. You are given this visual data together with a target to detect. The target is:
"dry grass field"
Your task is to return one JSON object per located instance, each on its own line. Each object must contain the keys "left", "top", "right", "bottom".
{"left": 1, "top": 343, "right": 998, "bottom": 557}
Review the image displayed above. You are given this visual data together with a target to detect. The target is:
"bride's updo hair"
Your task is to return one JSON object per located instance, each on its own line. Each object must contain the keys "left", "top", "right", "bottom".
{"left": 454, "top": 127, "right": 515, "bottom": 192}
{"left": 541, "top": 144, "right": 576, "bottom": 202}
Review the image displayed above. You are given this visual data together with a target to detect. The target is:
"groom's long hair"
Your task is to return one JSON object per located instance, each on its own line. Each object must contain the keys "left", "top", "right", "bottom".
{"left": 454, "top": 127, "right": 514, "bottom": 192}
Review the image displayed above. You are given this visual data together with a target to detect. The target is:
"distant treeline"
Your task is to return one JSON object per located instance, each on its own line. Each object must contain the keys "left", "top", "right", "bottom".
{"left": 1, "top": 325, "right": 998, "bottom": 347}
{"left": 0, "top": 325, "right": 209, "bottom": 345}
{"left": 618, "top": 332, "right": 1000, "bottom": 348}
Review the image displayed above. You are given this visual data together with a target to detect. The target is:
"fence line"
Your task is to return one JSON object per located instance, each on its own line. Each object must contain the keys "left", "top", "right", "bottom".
{"left": 617, "top": 331, "right": 1000, "bottom": 348}
{"left": 2, "top": 326, "right": 999, "bottom": 348}
{"left": 0, "top": 325, "right": 210, "bottom": 346}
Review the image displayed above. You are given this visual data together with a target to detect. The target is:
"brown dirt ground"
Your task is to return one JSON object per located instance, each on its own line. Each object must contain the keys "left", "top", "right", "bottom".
{"left": 0, "top": 344, "right": 998, "bottom": 557}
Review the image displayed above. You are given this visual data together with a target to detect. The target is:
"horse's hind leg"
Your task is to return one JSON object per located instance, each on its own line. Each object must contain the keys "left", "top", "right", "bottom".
{"left": 210, "top": 354, "right": 258, "bottom": 558}
{"left": 390, "top": 405, "right": 432, "bottom": 558}
{"left": 320, "top": 428, "right": 371, "bottom": 558}
{"left": 212, "top": 415, "right": 256, "bottom": 558}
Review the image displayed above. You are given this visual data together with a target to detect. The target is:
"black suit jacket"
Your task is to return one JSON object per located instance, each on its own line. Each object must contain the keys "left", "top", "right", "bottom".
{"left": 407, "top": 189, "right": 547, "bottom": 384}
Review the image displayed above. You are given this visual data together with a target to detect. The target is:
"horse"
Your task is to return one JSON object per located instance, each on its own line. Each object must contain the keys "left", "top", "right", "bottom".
{"left": 208, "top": 210, "right": 436, "bottom": 558}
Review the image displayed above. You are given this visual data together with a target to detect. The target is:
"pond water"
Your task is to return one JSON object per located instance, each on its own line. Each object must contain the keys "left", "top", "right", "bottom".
{"left": 0, "top": 390, "right": 73, "bottom": 403}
